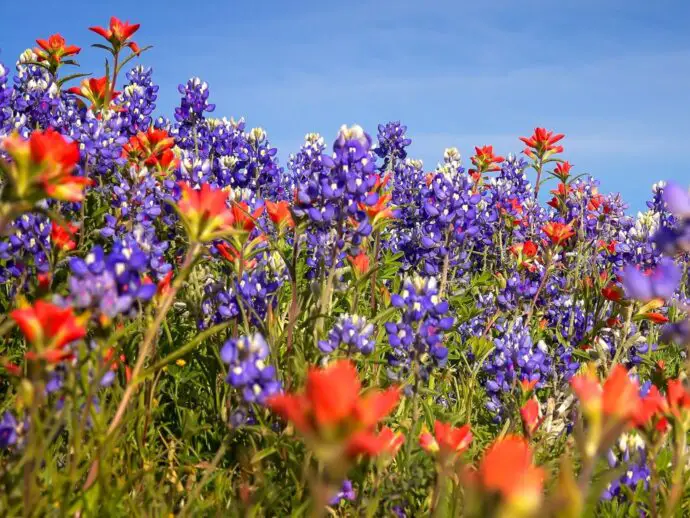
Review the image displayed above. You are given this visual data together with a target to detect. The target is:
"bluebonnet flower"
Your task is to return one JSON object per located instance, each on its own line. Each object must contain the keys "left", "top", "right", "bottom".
{"left": 76, "top": 110, "right": 128, "bottom": 176}
{"left": 375, "top": 121, "right": 411, "bottom": 169}
{"left": 220, "top": 333, "right": 281, "bottom": 405}
{"left": 329, "top": 479, "right": 356, "bottom": 506}
{"left": 64, "top": 244, "right": 157, "bottom": 319}
{"left": 0, "top": 412, "right": 18, "bottom": 448}
{"left": 294, "top": 124, "right": 377, "bottom": 227}
{"left": 601, "top": 434, "right": 649, "bottom": 502}
{"left": 483, "top": 319, "right": 552, "bottom": 419}
{"left": 116, "top": 66, "right": 159, "bottom": 136}
{"left": 0, "top": 62, "right": 12, "bottom": 131}
{"left": 174, "top": 77, "right": 215, "bottom": 156}
{"left": 385, "top": 276, "right": 454, "bottom": 382}
{"left": 319, "top": 314, "right": 375, "bottom": 355}
{"left": 0, "top": 212, "right": 51, "bottom": 285}
{"left": 621, "top": 257, "right": 681, "bottom": 302}
{"left": 7, "top": 50, "right": 60, "bottom": 135}
{"left": 653, "top": 182, "right": 690, "bottom": 254}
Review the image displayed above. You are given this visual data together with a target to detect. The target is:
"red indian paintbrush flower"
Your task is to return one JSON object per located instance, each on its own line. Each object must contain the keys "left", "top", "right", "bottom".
{"left": 542, "top": 221, "right": 575, "bottom": 246}
{"left": 478, "top": 435, "right": 544, "bottom": 513}
{"left": 469, "top": 145, "right": 504, "bottom": 179}
{"left": 553, "top": 161, "right": 572, "bottom": 181}
{"left": 68, "top": 76, "right": 120, "bottom": 111}
{"left": 122, "top": 128, "right": 177, "bottom": 175}
{"left": 571, "top": 365, "right": 641, "bottom": 421}
{"left": 265, "top": 200, "right": 294, "bottom": 228}
{"left": 419, "top": 420, "right": 473, "bottom": 457}
{"left": 34, "top": 34, "right": 80, "bottom": 71}
{"left": 11, "top": 300, "right": 87, "bottom": 364}
{"left": 520, "top": 127, "right": 565, "bottom": 160}
{"left": 267, "top": 360, "right": 401, "bottom": 461}
{"left": 230, "top": 201, "right": 264, "bottom": 234}
{"left": 50, "top": 221, "right": 79, "bottom": 251}
{"left": 520, "top": 398, "right": 541, "bottom": 438}
{"left": 90, "top": 16, "right": 141, "bottom": 54}
{"left": 348, "top": 252, "right": 370, "bottom": 277}
{"left": 175, "top": 182, "right": 236, "bottom": 242}
{"left": 361, "top": 192, "right": 396, "bottom": 224}
{"left": 1, "top": 129, "right": 89, "bottom": 203}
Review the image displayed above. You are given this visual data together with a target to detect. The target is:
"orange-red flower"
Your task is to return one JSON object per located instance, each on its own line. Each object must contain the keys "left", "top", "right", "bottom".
{"left": 348, "top": 252, "right": 370, "bottom": 277}
{"left": 346, "top": 426, "right": 404, "bottom": 457}
{"left": 470, "top": 145, "right": 504, "bottom": 178}
{"left": 267, "top": 360, "right": 401, "bottom": 461}
{"left": 633, "top": 385, "right": 667, "bottom": 430}
{"left": 230, "top": 201, "right": 263, "bottom": 234}
{"left": 601, "top": 284, "right": 624, "bottom": 302}
{"left": 11, "top": 300, "right": 87, "bottom": 364}
{"left": 265, "top": 200, "right": 294, "bottom": 229}
{"left": 90, "top": 16, "right": 141, "bottom": 53}
{"left": 509, "top": 241, "right": 539, "bottom": 271}
{"left": 542, "top": 221, "right": 575, "bottom": 246}
{"left": 419, "top": 420, "right": 473, "bottom": 457}
{"left": 520, "top": 127, "right": 565, "bottom": 160}
{"left": 478, "top": 435, "right": 544, "bottom": 511}
{"left": 361, "top": 192, "right": 396, "bottom": 223}
{"left": 34, "top": 34, "right": 80, "bottom": 71}
{"left": 122, "top": 128, "right": 177, "bottom": 175}
{"left": 666, "top": 379, "right": 690, "bottom": 418}
{"left": 68, "top": 76, "right": 120, "bottom": 111}
{"left": 520, "top": 399, "right": 541, "bottom": 438}
{"left": 1, "top": 129, "right": 89, "bottom": 203}
{"left": 553, "top": 161, "right": 572, "bottom": 181}
{"left": 571, "top": 365, "right": 641, "bottom": 422}
{"left": 175, "top": 182, "right": 235, "bottom": 242}
{"left": 50, "top": 221, "right": 79, "bottom": 251}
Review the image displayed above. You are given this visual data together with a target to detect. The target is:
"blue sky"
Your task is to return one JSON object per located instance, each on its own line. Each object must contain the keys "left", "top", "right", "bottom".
{"left": 2, "top": 0, "right": 689, "bottom": 211}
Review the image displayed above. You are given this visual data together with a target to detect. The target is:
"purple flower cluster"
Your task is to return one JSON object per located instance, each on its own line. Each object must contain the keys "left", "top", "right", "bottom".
{"left": 220, "top": 333, "right": 281, "bottom": 405}
{"left": 319, "top": 314, "right": 375, "bottom": 356}
{"left": 385, "top": 276, "right": 454, "bottom": 382}
{"left": 483, "top": 318, "right": 553, "bottom": 419}
{"left": 64, "top": 244, "right": 158, "bottom": 319}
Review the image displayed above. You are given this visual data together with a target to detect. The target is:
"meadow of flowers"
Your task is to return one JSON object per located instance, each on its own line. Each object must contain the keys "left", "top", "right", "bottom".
{"left": 1, "top": 17, "right": 690, "bottom": 517}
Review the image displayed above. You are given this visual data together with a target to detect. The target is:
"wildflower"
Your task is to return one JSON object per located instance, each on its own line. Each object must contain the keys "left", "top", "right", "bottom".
{"left": 542, "top": 221, "right": 575, "bottom": 246}
{"left": 50, "top": 221, "right": 79, "bottom": 251}
{"left": 419, "top": 420, "right": 472, "bottom": 457}
{"left": 11, "top": 300, "right": 87, "bottom": 364}
{"left": 174, "top": 182, "right": 235, "bottom": 242}
{"left": 520, "top": 399, "right": 540, "bottom": 438}
{"left": 553, "top": 161, "right": 572, "bottom": 181}
{"left": 175, "top": 359, "right": 186, "bottom": 367}
{"left": 265, "top": 200, "right": 294, "bottom": 229}
{"left": 221, "top": 334, "right": 280, "bottom": 404}
{"left": 267, "top": 360, "right": 401, "bottom": 463}
{"left": 319, "top": 314, "right": 375, "bottom": 356}
{"left": 68, "top": 76, "right": 119, "bottom": 111}
{"left": 89, "top": 16, "right": 141, "bottom": 54}
{"left": 1, "top": 129, "right": 88, "bottom": 203}
{"left": 478, "top": 435, "right": 544, "bottom": 515}
{"left": 122, "top": 128, "right": 177, "bottom": 175}
{"left": 361, "top": 192, "right": 396, "bottom": 224}
{"left": 348, "top": 252, "right": 370, "bottom": 277}
{"left": 621, "top": 257, "right": 681, "bottom": 302}
{"left": 571, "top": 365, "right": 640, "bottom": 421}
{"left": 34, "top": 34, "right": 80, "bottom": 72}
{"left": 469, "top": 145, "right": 504, "bottom": 179}
{"left": 230, "top": 201, "right": 264, "bottom": 235}
{"left": 661, "top": 182, "right": 690, "bottom": 218}
{"left": 0, "top": 412, "right": 20, "bottom": 449}
{"left": 520, "top": 127, "right": 565, "bottom": 160}
{"left": 601, "top": 284, "right": 624, "bottom": 303}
